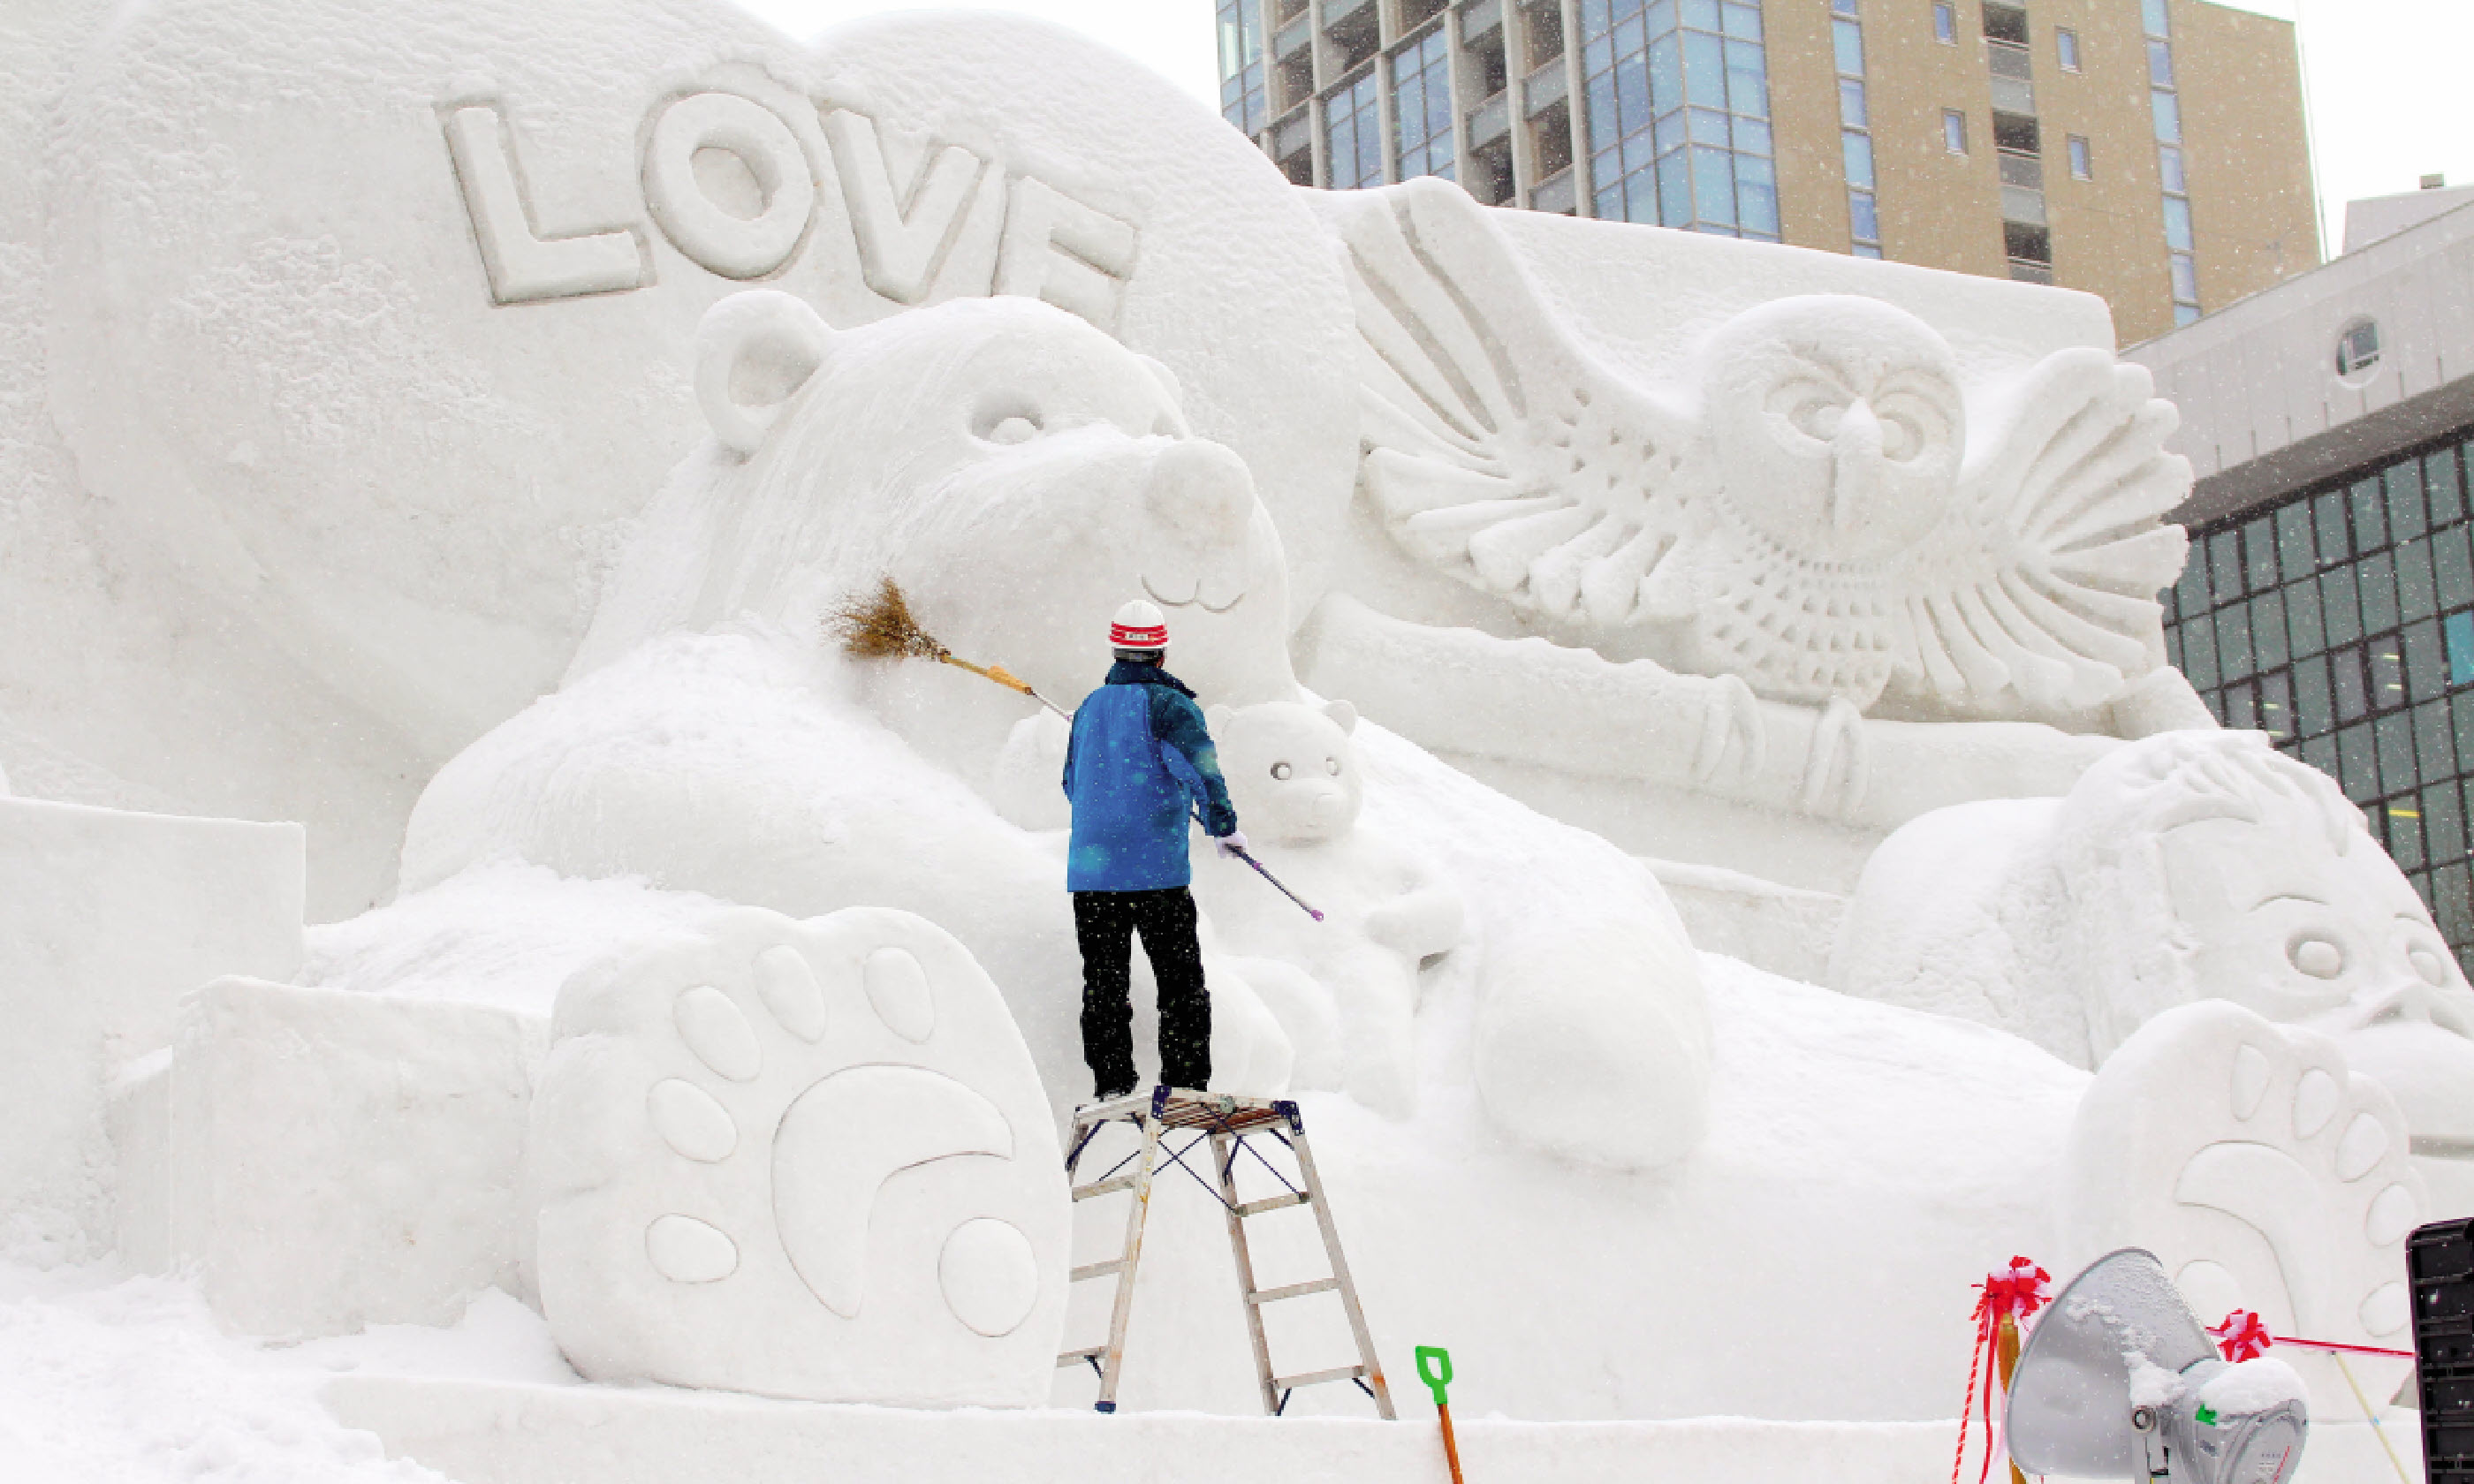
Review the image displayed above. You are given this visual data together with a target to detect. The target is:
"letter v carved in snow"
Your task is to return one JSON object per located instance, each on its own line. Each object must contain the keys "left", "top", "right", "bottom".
{"left": 821, "top": 110, "right": 986, "bottom": 306}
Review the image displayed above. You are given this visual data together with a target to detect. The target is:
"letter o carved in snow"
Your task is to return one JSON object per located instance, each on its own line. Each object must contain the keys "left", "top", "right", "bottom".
{"left": 643, "top": 92, "right": 817, "bottom": 280}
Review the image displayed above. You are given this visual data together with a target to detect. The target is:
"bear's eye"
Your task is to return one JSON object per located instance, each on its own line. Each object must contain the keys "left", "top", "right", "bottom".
{"left": 1270, "top": 762, "right": 1292, "bottom": 781}
{"left": 983, "top": 415, "right": 1040, "bottom": 445}
{"left": 1324, "top": 757, "right": 1340, "bottom": 776}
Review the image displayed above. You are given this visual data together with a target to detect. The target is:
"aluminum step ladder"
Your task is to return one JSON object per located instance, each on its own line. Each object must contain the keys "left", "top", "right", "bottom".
{"left": 1057, "top": 1086, "right": 1395, "bottom": 1420}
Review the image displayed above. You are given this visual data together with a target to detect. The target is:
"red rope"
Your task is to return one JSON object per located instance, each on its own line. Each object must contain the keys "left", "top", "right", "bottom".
{"left": 2212, "top": 1310, "right": 2416, "bottom": 1361}
{"left": 1952, "top": 1258, "right": 2052, "bottom": 1484}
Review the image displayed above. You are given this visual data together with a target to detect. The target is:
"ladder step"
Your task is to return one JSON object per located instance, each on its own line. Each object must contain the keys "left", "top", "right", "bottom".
{"left": 1073, "top": 1176, "right": 1139, "bottom": 1201}
{"left": 1246, "top": 1276, "right": 1340, "bottom": 1306}
{"left": 1071, "top": 1260, "right": 1127, "bottom": 1283}
{"left": 1056, "top": 1346, "right": 1106, "bottom": 1369}
{"left": 1234, "top": 1191, "right": 1310, "bottom": 1217}
{"left": 1272, "top": 1363, "right": 1367, "bottom": 1392}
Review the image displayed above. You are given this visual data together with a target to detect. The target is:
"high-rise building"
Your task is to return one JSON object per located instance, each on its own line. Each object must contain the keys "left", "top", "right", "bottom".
{"left": 2129, "top": 185, "right": 2474, "bottom": 972}
{"left": 1213, "top": 0, "right": 2319, "bottom": 342}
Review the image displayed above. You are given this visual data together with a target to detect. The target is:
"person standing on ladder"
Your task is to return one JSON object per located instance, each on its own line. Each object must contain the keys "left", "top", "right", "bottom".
{"left": 1062, "top": 599, "right": 1246, "bottom": 1102}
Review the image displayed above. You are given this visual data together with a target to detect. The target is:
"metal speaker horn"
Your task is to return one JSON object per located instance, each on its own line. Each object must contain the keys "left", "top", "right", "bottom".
{"left": 2007, "top": 1248, "right": 2309, "bottom": 1484}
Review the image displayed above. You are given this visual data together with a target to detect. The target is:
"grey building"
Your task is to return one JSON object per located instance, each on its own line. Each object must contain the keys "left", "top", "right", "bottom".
{"left": 2130, "top": 183, "right": 2474, "bottom": 973}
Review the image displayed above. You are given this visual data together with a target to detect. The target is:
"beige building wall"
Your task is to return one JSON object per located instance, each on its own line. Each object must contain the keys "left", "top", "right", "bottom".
{"left": 2171, "top": 0, "right": 2321, "bottom": 326}
{"left": 1229, "top": 0, "right": 2317, "bottom": 347}
{"left": 1860, "top": 2, "right": 2005, "bottom": 277}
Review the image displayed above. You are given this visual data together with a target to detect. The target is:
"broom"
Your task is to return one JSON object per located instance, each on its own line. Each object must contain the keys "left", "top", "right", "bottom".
{"left": 833, "top": 576, "right": 1322, "bottom": 923}
{"left": 828, "top": 576, "right": 1070, "bottom": 719}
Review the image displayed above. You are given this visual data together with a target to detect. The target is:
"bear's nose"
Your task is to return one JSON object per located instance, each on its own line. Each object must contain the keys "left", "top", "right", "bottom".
{"left": 1145, "top": 439, "right": 1255, "bottom": 545}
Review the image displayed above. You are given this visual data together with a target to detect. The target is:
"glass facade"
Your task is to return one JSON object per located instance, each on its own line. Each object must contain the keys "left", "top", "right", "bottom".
{"left": 1832, "top": 0, "right": 1879, "bottom": 258}
{"left": 1578, "top": 0, "right": 1780, "bottom": 241}
{"left": 2142, "top": 0, "right": 2200, "bottom": 323}
{"left": 1217, "top": 0, "right": 1268, "bottom": 136}
{"left": 1393, "top": 26, "right": 1457, "bottom": 183}
{"left": 1327, "top": 70, "right": 1385, "bottom": 189}
{"left": 2162, "top": 430, "right": 2474, "bottom": 975}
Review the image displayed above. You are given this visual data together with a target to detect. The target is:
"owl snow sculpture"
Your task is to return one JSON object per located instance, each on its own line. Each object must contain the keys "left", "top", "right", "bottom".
{"left": 1337, "top": 178, "right": 2190, "bottom": 724}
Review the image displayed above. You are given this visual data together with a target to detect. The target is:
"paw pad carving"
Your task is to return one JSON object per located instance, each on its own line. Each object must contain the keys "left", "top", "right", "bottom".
{"left": 2065, "top": 1000, "right": 2427, "bottom": 1412}
{"left": 528, "top": 905, "right": 1067, "bottom": 1406}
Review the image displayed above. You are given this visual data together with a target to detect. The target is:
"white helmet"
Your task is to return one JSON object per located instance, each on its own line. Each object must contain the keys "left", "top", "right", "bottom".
{"left": 1109, "top": 598, "right": 1168, "bottom": 651}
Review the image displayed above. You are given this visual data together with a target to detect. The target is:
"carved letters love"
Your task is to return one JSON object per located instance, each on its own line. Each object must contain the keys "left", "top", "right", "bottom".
{"left": 441, "top": 92, "right": 1140, "bottom": 329}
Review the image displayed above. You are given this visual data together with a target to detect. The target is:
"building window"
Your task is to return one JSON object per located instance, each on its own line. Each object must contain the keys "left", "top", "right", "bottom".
{"left": 1832, "top": 1, "right": 1878, "bottom": 257}
{"left": 1325, "top": 70, "right": 1383, "bottom": 190}
{"left": 2337, "top": 318, "right": 2384, "bottom": 379}
{"left": 1943, "top": 109, "right": 1968, "bottom": 154}
{"left": 2068, "top": 134, "right": 2091, "bottom": 179}
{"left": 1217, "top": 0, "right": 1268, "bottom": 136}
{"left": 1981, "top": 3, "right": 2028, "bottom": 47}
{"left": 1392, "top": 27, "right": 1455, "bottom": 183}
{"left": 1933, "top": 3, "right": 1955, "bottom": 43}
{"left": 1579, "top": 0, "right": 1779, "bottom": 242}
{"left": 2144, "top": 0, "right": 2197, "bottom": 322}
{"left": 2161, "top": 436, "right": 2474, "bottom": 978}
{"left": 2056, "top": 26, "right": 2081, "bottom": 72}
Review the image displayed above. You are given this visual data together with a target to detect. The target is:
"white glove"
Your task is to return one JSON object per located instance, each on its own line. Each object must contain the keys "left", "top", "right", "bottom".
{"left": 1214, "top": 829, "right": 1248, "bottom": 858}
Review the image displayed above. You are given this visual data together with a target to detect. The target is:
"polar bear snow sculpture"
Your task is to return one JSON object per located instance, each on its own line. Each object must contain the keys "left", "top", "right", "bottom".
{"left": 408, "top": 287, "right": 1710, "bottom": 1174}
{"left": 528, "top": 905, "right": 1069, "bottom": 1405}
{"left": 1191, "top": 699, "right": 1464, "bottom": 1113}
{"left": 1833, "top": 728, "right": 2474, "bottom": 1207}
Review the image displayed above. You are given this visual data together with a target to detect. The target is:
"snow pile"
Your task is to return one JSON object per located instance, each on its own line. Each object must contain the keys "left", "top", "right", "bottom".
{"left": 0, "top": 1260, "right": 468, "bottom": 1482}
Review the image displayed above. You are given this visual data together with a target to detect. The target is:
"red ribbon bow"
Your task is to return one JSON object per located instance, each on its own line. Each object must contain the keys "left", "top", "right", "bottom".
{"left": 1952, "top": 1258, "right": 2052, "bottom": 1484}
{"left": 2209, "top": 1309, "right": 2273, "bottom": 1362}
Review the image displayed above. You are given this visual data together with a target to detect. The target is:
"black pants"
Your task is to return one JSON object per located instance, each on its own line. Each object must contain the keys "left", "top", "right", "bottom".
{"left": 1073, "top": 887, "right": 1210, "bottom": 1096}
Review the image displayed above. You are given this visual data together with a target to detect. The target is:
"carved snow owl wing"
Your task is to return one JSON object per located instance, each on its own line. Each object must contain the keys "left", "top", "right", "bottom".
{"left": 1336, "top": 178, "right": 2192, "bottom": 718}
{"left": 1331, "top": 178, "right": 1709, "bottom": 632}
{"left": 1888, "top": 350, "right": 2193, "bottom": 716}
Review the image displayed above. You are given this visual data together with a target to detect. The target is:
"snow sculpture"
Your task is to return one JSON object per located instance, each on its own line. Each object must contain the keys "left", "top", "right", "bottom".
{"left": 25, "top": 1, "right": 1357, "bottom": 913}
{"left": 1300, "top": 180, "right": 2209, "bottom": 868}
{"left": 410, "top": 286, "right": 1707, "bottom": 1169}
{"left": 1189, "top": 700, "right": 1466, "bottom": 1111}
{"left": 1833, "top": 730, "right": 2474, "bottom": 1180}
{"left": 404, "top": 287, "right": 1318, "bottom": 1109}
{"left": 2063, "top": 1000, "right": 2425, "bottom": 1412}
{"left": 528, "top": 905, "right": 1068, "bottom": 1405}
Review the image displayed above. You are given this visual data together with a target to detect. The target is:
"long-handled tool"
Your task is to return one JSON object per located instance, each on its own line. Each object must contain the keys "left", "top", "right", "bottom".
{"left": 827, "top": 576, "right": 1070, "bottom": 719}
{"left": 1226, "top": 843, "right": 1324, "bottom": 921}
{"left": 1416, "top": 1345, "right": 1466, "bottom": 1484}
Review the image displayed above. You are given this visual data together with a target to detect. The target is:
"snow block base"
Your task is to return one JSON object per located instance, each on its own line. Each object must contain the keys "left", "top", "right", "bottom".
{"left": 322, "top": 1374, "right": 1951, "bottom": 1484}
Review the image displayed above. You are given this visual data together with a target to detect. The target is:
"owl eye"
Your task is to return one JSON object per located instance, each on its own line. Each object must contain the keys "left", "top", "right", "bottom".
{"left": 1766, "top": 377, "right": 1848, "bottom": 447}
{"left": 1324, "top": 757, "right": 1341, "bottom": 776}
{"left": 2409, "top": 944, "right": 2450, "bottom": 987}
{"left": 1878, "top": 413, "right": 1923, "bottom": 461}
{"left": 1270, "top": 761, "right": 1292, "bottom": 781}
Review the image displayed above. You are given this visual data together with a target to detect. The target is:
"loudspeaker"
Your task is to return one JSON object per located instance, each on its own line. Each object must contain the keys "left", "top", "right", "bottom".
{"left": 2416, "top": 1217, "right": 2474, "bottom": 1484}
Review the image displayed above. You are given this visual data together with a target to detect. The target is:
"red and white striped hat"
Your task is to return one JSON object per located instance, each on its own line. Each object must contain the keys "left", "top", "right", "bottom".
{"left": 1108, "top": 598, "right": 1168, "bottom": 650}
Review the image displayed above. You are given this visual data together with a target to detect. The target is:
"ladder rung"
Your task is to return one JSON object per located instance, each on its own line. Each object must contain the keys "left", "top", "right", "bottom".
{"left": 1072, "top": 1260, "right": 1127, "bottom": 1283}
{"left": 1273, "top": 1363, "right": 1366, "bottom": 1391}
{"left": 1056, "top": 1346, "right": 1106, "bottom": 1368}
{"left": 1073, "top": 1176, "right": 1138, "bottom": 1201}
{"left": 1235, "top": 1191, "right": 1310, "bottom": 1217}
{"left": 1246, "top": 1276, "right": 1339, "bottom": 1306}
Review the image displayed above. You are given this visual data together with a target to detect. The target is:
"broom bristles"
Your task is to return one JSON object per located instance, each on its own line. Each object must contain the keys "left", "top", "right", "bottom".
{"left": 827, "top": 576, "right": 948, "bottom": 662}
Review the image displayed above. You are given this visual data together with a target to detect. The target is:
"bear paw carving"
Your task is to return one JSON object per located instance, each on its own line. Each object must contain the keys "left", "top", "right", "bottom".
{"left": 527, "top": 905, "right": 1068, "bottom": 1407}
{"left": 2062, "top": 999, "right": 2426, "bottom": 1415}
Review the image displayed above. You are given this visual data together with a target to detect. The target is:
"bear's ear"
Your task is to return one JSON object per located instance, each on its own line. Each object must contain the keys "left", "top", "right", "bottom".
{"left": 1321, "top": 699, "right": 1358, "bottom": 736}
{"left": 1206, "top": 703, "right": 1235, "bottom": 735}
{"left": 696, "top": 289, "right": 831, "bottom": 458}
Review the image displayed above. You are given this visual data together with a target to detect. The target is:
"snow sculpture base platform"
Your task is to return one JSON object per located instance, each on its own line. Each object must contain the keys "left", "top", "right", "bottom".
{"left": 321, "top": 1374, "right": 1948, "bottom": 1484}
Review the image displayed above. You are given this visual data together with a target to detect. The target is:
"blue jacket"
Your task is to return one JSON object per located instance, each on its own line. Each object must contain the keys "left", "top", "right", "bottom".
{"left": 1062, "top": 662, "right": 1239, "bottom": 891}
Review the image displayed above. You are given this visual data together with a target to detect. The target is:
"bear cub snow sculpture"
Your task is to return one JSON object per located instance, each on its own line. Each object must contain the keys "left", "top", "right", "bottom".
{"left": 1191, "top": 700, "right": 1463, "bottom": 1113}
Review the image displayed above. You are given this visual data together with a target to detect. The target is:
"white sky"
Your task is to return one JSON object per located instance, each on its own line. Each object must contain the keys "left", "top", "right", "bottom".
{"left": 732, "top": 0, "right": 2474, "bottom": 262}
